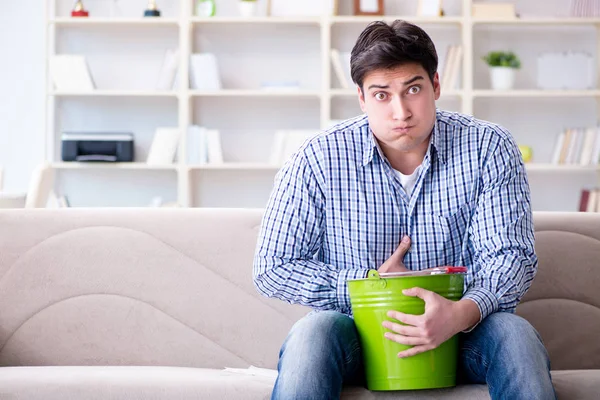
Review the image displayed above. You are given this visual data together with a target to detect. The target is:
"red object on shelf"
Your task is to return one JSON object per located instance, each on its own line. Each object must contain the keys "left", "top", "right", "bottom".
{"left": 71, "top": 10, "right": 89, "bottom": 17}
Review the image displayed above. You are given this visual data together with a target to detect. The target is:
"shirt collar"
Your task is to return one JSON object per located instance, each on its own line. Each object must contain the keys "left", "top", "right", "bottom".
{"left": 361, "top": 110, "right": 449, "bottom": 167}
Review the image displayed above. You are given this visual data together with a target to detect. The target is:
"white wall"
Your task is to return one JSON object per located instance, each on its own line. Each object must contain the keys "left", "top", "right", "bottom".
{"left": 0, "top": 1, "right": 45, "bottom": 193}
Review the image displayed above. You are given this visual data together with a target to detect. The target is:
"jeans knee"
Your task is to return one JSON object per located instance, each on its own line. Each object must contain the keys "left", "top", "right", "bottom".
{"left": 283, "top": 311, "right": 357, "bottom": 355}
{"left": 482, "top": 312, "right": 548, "bottom": 362}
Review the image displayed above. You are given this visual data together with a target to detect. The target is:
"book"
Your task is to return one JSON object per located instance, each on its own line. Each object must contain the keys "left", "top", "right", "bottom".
{"left": 146, "top": 128, "right": 181, "bottom": 165}
{"left": 445, "top": 45, "right": 462, "bottom": 91}
{"left": 190, "top": 53, "right": 222, "bottom": 90}
{"left": 591, "top": 128, "right": 600, "bottom": 164}
{"left": 270, "top": 130, "right": 316, "bottom": 166}
{"left": 471, "top": 3, "right": 516, "bottom": 18}
{"left": 205, "top": 130, "right": 223, "bottom": 164}
{"left": 579, "top": 127, "right": 596, "bottom": 165}
{"left": 330, "top": 49, "right": 350, "bottom": 89}
{"left": 586, "top": 189, "right": 598, "bottom": 212}
{"left": 550, "top": 132, "right": 565, "bottom": 165}
{"left": 49, "top": 55, "right": 95, "bottom": 91}
{"left": 579, "top": 189, "right": 590, "bottom": 212}
{"left": 156, "top": 49, "right": 179, "bottom": 91}
{"left": 187, "top": 125, "right": 208, "bottom": 164}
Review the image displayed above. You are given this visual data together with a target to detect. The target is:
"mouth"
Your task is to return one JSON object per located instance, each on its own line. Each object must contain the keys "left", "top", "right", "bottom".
{"left": 392, "top": 126, "right": 413, "bottom": 133}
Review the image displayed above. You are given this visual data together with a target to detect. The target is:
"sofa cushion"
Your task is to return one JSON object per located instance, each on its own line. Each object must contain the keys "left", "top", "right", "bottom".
{"left": 1, "top": 366, "right": 596, "bottom": 399}
{"left": 0, "top": 366, "right": 275, "bottom": 400}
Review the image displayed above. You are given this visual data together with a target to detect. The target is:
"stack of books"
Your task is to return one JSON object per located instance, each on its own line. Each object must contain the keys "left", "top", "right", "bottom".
{"left": 570, "top": 0, "right": 600, "bottom": 17}
{"left": 440, "top": 45, "right": 462, "bottom": 91}
{"left": 550, "top": 127, "right": 600, "bottom": 165}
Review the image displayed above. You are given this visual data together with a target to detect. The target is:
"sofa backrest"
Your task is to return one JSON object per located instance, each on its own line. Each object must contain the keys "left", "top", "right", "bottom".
{"left": 518, "top": 212, "right": 600, "bottom": 370}
{"left": 0, "top": 209, "right": 598, "bottom": 371}
{"left": 0, "top": 209, "right": 308, "bottom": 370}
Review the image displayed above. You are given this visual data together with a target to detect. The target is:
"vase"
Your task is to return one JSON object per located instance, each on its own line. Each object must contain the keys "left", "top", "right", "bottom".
{"left": 239, "top": 1, "right": 257, "bottom": 18}
{"left": 489, "top": 67, "right": 516, "bottom": 90}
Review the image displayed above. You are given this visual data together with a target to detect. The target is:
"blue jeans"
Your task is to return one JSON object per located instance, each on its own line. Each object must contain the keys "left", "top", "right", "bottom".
{"left": 271, "top": 311, "right": 556, "bottom": 400}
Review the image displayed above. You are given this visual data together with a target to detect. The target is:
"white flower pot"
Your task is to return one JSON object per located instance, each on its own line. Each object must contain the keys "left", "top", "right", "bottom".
{"left": 489, "top": 67, "right": 516, "bottom": 90}
{"left": 239, "top": 1, "right": 257, "bottom": 18}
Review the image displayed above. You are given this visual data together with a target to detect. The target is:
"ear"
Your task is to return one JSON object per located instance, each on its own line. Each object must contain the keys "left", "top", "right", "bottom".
{"left": 358, "top": 86, "right": 366, "bottom": 112}
{"left": 433, "top": 72, "right": 441, "bottom": 100}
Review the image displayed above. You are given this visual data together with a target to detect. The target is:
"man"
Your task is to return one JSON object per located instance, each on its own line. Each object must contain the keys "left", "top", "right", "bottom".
{"left": 253, "top": 20, "right": 556, "bottom": 400}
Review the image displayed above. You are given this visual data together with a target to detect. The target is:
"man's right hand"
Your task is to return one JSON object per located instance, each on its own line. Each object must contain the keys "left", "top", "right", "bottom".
{"left": 378, "top": 236, "right": 411, "bottom": 274}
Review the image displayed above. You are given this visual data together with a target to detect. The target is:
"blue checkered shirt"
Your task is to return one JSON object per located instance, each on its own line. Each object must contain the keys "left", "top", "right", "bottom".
{"left": 253, "top": 109, "right": 537, "bottom": 322}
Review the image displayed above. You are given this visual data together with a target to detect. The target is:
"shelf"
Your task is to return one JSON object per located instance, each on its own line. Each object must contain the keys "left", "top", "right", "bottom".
{"left": 190, "top": 16, "right": 320, "bottom": 25}
{"left": 49, "top": 18, "right": 179, "bottom": 26}
{"left": 188, "top": 163, "right": 280, "bottom": 171}
{"left": 51, "top": 162, "right": 178, "bottom": 171}
{"left": 473, "top": 90, "right": 600, "bottom": 98}
{"left": 331, "top": 16, "right": 463, "bottom": 25}
{"left": 473, "top": 18, "right": 600, "bottom": 25}
{"left": 526, "top": 164, "right": 600, "bottom": 172}
{"left": 50, "top": 90, "right": 178, "bottom": 97}
{"left": 189, "top": 89, "right": 321, "bottom": 98}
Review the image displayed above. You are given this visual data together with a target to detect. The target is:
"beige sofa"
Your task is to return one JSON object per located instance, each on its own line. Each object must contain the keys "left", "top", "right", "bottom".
{"left": 0, "top": 209, "right": 598, "bottom": 399}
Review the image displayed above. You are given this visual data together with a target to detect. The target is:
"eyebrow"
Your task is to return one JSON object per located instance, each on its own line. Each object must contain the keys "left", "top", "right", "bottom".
{"left": 367, "top": 75, "right": 424, "bottom": 91}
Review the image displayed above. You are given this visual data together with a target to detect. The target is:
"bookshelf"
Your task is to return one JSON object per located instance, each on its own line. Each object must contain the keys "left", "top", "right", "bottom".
{"left": 44, "top": 0, "right": 600, "bottom": 210}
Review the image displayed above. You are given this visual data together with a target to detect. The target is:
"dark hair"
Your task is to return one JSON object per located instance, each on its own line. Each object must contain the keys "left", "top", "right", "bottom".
{"left": 350, "top": 20, "right": 438, "bottom": 89}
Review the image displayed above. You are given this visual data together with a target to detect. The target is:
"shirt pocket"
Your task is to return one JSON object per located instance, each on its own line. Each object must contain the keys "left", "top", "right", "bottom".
{"left": 435, "top": 203, "right": 472, "bottom": 266}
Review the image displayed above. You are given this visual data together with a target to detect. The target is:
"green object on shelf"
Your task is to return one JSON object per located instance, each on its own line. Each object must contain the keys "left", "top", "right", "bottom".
{"left": 482, "top": 51, "right": 521, "bottom": 68}
{"left": 347, "top": 269, "right": 465, "bottom": 391}
{"left": 196, "top": 0, "right": 216, "bottom": 17}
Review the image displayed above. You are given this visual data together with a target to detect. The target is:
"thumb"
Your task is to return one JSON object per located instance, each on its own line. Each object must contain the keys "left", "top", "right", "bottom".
{"left": 391, "top": 236, "right": 411, "bottom": 260}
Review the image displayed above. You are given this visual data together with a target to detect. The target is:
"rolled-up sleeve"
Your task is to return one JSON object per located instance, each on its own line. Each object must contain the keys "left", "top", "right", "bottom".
{"left": 253, "top": 147, "right": 366, "bottom": 313}
{"left": 463, "top": 133, "right": 537, "bottom": 325}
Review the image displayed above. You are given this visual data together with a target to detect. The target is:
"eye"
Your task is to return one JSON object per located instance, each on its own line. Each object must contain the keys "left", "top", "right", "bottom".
{"left": 374, "top": 92, "right": 387, "bottom": 101}
{"left": 407, "top": 86, "right": 421, "bottom": 94}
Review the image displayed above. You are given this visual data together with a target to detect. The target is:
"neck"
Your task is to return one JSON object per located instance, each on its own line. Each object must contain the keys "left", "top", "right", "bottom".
{"left": 379, "top": 135, "right": 430, "bottom": 175}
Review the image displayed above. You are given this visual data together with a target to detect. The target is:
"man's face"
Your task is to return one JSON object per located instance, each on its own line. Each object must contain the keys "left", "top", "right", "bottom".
{"left": 358, "top": 63, "right": 440, "bottom": 155}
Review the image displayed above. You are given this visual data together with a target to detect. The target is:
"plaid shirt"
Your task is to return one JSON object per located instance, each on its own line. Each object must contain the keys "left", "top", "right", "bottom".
{"left": 253, "top": 109, "right": 537, "bottom": 322}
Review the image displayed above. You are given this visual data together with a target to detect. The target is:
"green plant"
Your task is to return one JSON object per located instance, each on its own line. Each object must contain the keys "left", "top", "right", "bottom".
{"left": 482, "top": 51, "right": 521, "bottom": 68}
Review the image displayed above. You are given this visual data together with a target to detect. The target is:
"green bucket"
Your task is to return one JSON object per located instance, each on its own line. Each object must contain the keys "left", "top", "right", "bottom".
{"left": 347, "top": 268, "right": 465, "bottom": 391}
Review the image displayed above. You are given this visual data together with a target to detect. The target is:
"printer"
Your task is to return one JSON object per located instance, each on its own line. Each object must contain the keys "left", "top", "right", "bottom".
{"left": 61, "top": 132, "right": 134, "bottom": 162}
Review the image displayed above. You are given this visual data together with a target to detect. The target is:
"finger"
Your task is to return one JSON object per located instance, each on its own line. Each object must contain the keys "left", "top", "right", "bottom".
{"left": 390, "top": 236, "right": 411, "bottom": 260}
{"left": 387, "top": 310, "right": 422, "bottom": 327}
{"left": 402, "top": 287, "right": 434, "bottom": 301}
{"left": 381, "top": 320, "right": 421, "bottom": 337}
{"left": 384, "top": 332, "right": 429, "bottom": 346}
{"left": 397, "top": 344, "right": 435, "bottom": 358}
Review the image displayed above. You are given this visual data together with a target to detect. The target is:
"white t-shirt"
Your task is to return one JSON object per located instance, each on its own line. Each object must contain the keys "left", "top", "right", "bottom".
{"left": 393, "top": 164, "right": 422, "bottom": 197}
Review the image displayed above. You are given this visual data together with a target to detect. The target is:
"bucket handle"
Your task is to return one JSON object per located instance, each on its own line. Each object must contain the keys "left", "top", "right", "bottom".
{"left": 366, "top": 269, "right": 387, "bottom": 289}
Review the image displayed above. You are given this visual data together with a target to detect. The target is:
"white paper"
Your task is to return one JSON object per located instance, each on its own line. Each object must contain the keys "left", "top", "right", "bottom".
{"left": 224, "top": 365, "right": 278, "bottom": 379}
{"left": 419, "top": 0, "right": 441, "bottom": 17}
{"left": 359, "top": 0, "right": 378, "bottom": 13}
{"left": 146, "top": 128, "right": 181, "bottom": 165}
{"left": 49, "top": 55, "right": 95, "bottom": 91}
{"left": 156, "top": 49, "right": 179, "bottom": 90}
{"left": 270, "top": 0, "right": 335, "bottom": 17}
{"left": 189, "top": 53, "right": 222, "bottom": 90}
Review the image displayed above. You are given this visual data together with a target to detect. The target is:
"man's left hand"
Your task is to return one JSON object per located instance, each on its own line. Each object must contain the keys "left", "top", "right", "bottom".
{"left": 381, "top": 288, "right": 480, "bottom": 358}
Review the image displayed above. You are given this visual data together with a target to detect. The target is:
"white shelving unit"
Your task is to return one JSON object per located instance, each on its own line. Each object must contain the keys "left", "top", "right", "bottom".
{"left": 44, "top": 0, "right": 600, "bottom": 210}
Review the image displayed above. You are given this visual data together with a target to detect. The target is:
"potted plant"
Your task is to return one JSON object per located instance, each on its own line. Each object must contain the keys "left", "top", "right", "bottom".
{"left": 239, "top": 0, "right": 257, "bottom": 18}
{"left": 482, "top": 51, "right": 521, "bottom": 90}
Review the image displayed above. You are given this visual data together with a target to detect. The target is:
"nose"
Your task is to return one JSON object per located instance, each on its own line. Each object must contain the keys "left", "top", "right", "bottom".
{"left": 391, "top": 96, "right": 411, "bottom": 121}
